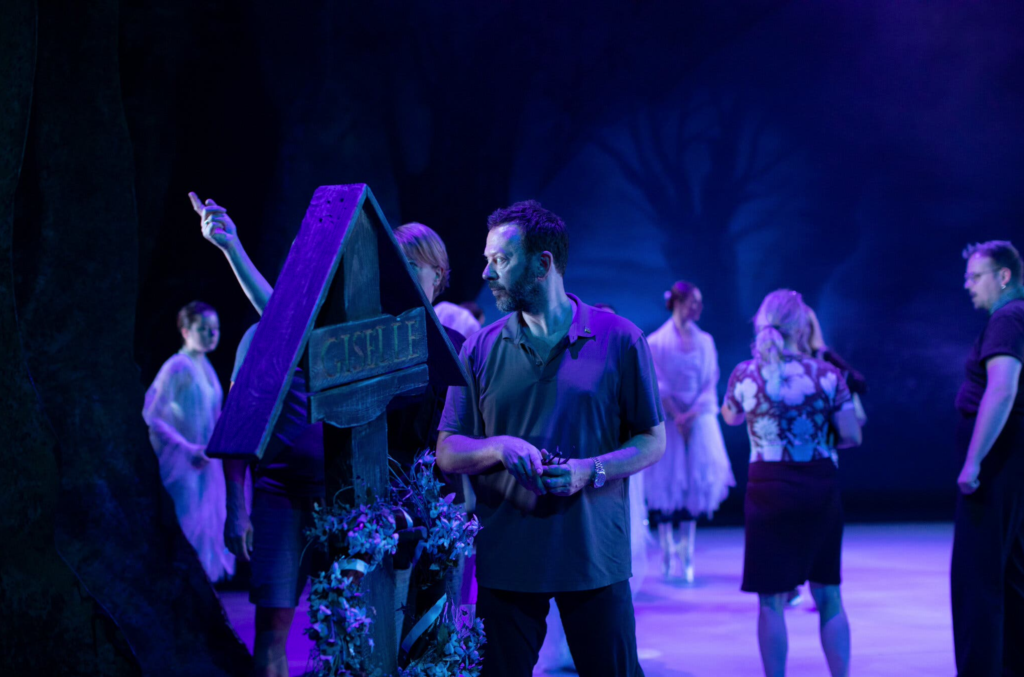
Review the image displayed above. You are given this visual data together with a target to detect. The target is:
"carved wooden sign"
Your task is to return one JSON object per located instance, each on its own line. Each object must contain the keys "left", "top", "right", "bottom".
{"left": 307, "top": 308, "right": 427, "bottom": 392}
{"left": 205, "top": 184, "right": 467, "bottom": 462}
{"left": 204, "top": 184, "right": 468, "bottom": 674}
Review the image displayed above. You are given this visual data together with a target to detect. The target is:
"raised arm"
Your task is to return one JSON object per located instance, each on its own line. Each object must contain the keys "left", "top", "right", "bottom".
{"left": 958, "top": 355, "right": 1021, "bottom": 494}
{"left": 189, "top": 192, "right": 273, "bottom": 314}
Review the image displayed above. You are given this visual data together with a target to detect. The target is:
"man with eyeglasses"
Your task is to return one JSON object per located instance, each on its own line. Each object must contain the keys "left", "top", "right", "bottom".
{"left": 952, "top": 240, "right": 1024, "bottom": 676}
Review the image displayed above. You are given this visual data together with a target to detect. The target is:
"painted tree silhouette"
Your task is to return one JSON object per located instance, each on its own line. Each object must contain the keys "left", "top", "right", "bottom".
{"left": 592, "top": 88, "right": 808, "bottom": 321}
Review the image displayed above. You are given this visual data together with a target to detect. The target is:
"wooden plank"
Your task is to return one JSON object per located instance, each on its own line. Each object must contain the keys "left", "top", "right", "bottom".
{"left": 307, "top": 308, "right": 427, "bottom": 392}
{"left": 321, "top": 417, "right": 396, "bottom": 671}
{"left": 310, "top": 364, "right": 429, "bottom": 429}
{"left": 206, "top": 184, "right": 370, "bottom": 461}
{"left": 350, "top": 414, "right": 393, "bottom": 648}
{"left": 322, "top": 207, "right": 398, "bottom": 672}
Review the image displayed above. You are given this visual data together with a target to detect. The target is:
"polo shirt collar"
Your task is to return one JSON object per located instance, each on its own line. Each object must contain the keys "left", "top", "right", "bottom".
{"left": 500, "top": 293, "right": 596, "bottom": 345}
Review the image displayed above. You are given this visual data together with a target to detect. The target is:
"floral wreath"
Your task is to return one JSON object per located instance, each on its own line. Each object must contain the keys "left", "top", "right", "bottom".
{"left": 305, "top": 453, "right": 485, "bottom": 677}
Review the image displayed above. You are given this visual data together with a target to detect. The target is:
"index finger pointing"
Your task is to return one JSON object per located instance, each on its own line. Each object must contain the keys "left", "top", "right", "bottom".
{"left": 188, "top": 192, "right": 204, "bottom": 214}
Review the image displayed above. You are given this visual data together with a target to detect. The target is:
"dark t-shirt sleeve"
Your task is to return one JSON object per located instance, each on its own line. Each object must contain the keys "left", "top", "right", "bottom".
{"left": 979, "top": 311, "right": 1024, "bottom": 364}
{"left": 438, "top": 341, "right": 484, "bottom": 437}
{"left": 618, "top": 335, "right": 666, "bottom": 435}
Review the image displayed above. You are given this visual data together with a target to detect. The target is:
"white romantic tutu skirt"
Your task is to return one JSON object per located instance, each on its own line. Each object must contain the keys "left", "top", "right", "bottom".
{"left": 644, "top": 413, "right": 734, "bottom": 518}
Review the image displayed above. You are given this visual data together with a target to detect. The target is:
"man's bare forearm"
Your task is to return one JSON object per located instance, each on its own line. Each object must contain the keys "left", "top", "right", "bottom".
{"left": 224, "top": 459, "right": 248, "bottom": 508}
{"left": 224, "top": 241, "right": 273, "bottom": 314}
{"left": 436, "top": 432, "right": 504, "bottom": 475}
{"left": 594, "top": 423, "right": 666, "bottom": 481}
{"left": 965, "top": 389, "right": 1016, "bottom": 468}
{"left": 438, "top": 424, "right": 665, "bottom": 481}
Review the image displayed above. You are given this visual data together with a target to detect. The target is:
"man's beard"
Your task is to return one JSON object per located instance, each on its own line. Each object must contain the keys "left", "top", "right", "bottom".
{"left": 490, "top": 271, "right": 543, "bottom": 314}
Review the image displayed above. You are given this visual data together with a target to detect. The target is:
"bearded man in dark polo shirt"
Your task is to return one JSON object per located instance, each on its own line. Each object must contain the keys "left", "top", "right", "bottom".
{"left": 437, "top": 200, "right": 666, "bottom": 677}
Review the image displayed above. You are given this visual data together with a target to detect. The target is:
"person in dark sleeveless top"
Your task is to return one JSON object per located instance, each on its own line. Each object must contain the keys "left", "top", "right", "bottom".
{"left": 951, "top": 240, "right": 1024, "bottom": 677}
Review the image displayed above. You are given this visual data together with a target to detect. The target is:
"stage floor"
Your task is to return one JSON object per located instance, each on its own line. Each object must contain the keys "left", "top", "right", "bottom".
{"left": 220, "top": 522, "right": 956, "bottom": 676}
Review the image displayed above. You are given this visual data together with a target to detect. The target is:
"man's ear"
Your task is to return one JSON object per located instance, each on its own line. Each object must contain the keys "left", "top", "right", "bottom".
{"left": 536, "top": 251, "right": 554, "bottom": 279}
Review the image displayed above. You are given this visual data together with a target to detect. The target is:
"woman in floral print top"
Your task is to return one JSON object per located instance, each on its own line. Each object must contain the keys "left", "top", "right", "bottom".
{"left": 721, "top": 289, "right": 861, "bottom": 677}
{"left": 725, "top": 351, "right": 852, "bottom": 467}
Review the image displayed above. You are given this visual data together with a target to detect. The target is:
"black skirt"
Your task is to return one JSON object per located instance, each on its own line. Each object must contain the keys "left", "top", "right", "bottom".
{"left": 741, "top": 458, "right": 843, "bottom": 594}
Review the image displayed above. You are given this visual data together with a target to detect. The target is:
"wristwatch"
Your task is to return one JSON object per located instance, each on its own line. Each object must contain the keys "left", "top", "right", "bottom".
{"left": 592, "top": 458, "right": 606, "bottom": 489}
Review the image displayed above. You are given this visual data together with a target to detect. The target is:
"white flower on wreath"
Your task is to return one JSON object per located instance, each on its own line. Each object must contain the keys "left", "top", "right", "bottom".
{"left": 763, "top": 361, "right": 816, "bottom": 406}
{"left": 819, "top": 371, "right": 838, "bottom": 401}
{"left": 753, "top": 417, "right": 781, "bottom": 444}
{"left": 734, "top": 377, "right": 759, "bottom": 412}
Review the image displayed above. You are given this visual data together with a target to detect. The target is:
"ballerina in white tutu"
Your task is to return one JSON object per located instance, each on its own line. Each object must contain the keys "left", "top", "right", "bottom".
{"left": 143, "top": 301, "right": 234, "bottom": 582}
{"left": 645, "top": 281, "right": 734, "bottom": 582}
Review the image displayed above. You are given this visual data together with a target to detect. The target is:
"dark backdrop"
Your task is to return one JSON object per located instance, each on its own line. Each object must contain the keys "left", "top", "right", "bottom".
{"left": 127, "top": 0, "right": 1024, "bottom": 523}
{"left": 5, "top": 0, "right": 1022, "bottom": 672}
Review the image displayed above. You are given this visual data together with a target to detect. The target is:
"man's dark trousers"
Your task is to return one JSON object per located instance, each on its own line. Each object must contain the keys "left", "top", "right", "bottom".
{"left": 478, "top": 580, "right": 644, "bottom": 677}
{"left": 951, "top": 417, "right": 1024, "bottom": 677}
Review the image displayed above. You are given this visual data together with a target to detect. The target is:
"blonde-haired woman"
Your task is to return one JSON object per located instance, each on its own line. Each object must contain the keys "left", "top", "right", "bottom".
{"left": 395, "top": 222, "right": 481, "bottom": 338}
{"left": 722, "top": 290, "right": 861, "bottom": 677}
{"left": 645, "top": 281, "right": 734, "bottom": 581}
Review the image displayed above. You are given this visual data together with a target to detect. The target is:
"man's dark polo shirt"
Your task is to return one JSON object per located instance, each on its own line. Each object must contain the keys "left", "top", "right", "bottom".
{"left": 439, "top": 294, "right": 664, "bottom": 593}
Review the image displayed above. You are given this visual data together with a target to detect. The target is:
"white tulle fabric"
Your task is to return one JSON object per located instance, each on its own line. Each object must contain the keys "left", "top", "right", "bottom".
{"left": 433, "top": 301, "right": 481, "bottom": 339}
{"left": 143, "top": 352, "right": 234, "bottom": 582}
{"left": 644, "top": 320, "right": 735, "bottom": 518}
{"left": 628, "top": 471, "right": 648, "bottom": 595}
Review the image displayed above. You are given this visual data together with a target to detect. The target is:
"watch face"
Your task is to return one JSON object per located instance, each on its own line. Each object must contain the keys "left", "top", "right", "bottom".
{"left": 594, "top": 472, "right": 606, "bottom": 488}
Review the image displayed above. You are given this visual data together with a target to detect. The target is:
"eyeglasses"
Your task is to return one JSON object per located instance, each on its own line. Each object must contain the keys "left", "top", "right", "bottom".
{"left": 964, "top": 269, "right": 1000, "bottom": 284}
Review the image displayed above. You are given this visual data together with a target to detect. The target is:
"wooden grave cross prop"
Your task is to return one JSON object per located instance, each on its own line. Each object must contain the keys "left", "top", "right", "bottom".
{"left": 206, "top": 184, "right": 468, "bottom": 672}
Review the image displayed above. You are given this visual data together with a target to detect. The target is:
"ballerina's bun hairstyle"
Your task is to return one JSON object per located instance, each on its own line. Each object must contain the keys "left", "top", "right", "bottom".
{"left": 664, "top": 280, "right": 697, "bottom": 311}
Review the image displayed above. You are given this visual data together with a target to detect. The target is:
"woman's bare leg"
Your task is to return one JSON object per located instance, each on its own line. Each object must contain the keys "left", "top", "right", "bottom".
{"left": 253, "top": 606, "right": 295, "bottom": 677}
{"left": 674, "top": 520, "right": 696, "bottom": 582}
{"left": 810, "top": 583, "right": 850, "bottom": 677}
{"left": 757, "top": 593, "right": 788, "bottom": 677}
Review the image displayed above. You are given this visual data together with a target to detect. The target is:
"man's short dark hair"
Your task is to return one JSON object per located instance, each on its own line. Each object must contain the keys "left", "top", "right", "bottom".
{"left": 963, "top": 240, "right": 1023, "bottom": 285}
{"left": 487, "top": 200, "right": 569, "bottom": 276}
